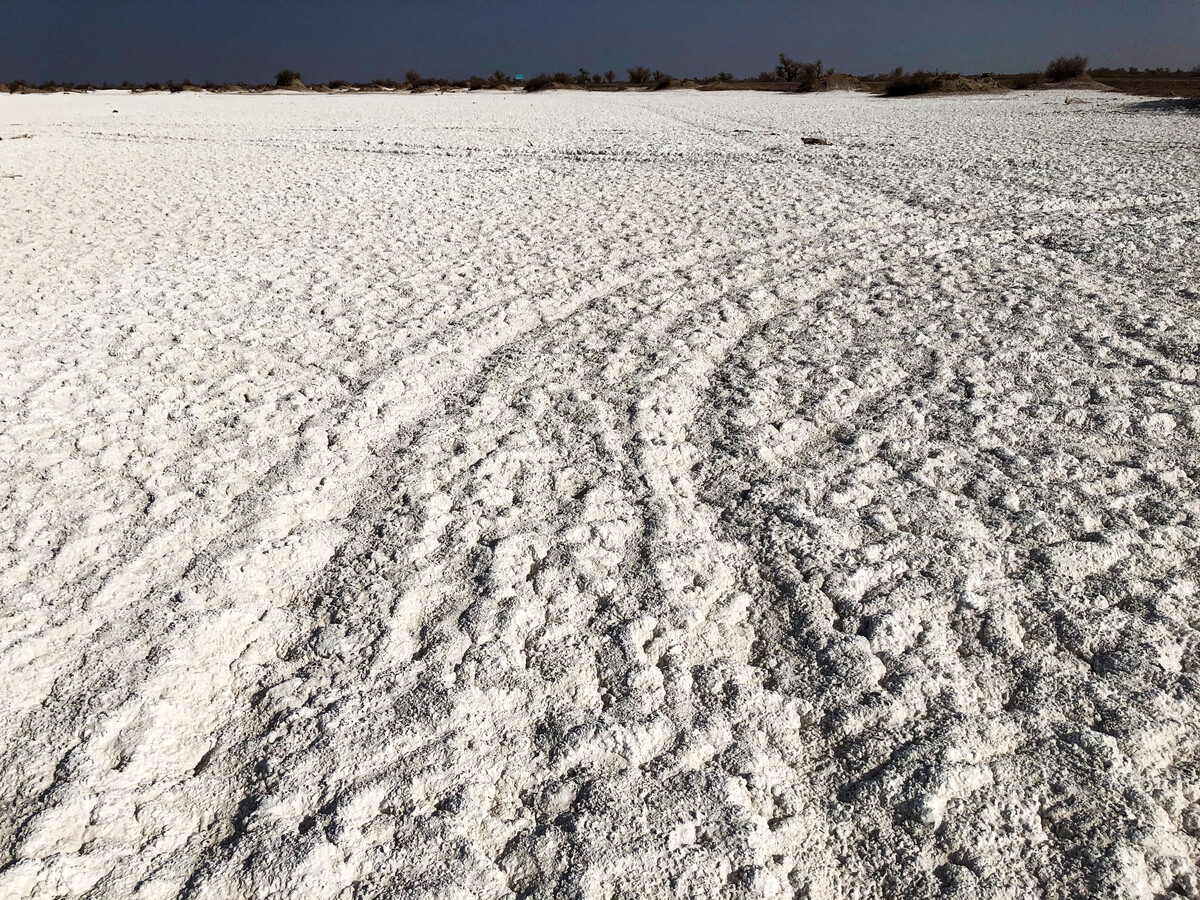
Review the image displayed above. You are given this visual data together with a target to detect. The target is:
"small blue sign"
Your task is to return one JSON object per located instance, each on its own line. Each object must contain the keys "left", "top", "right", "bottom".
{"left": 515, "top": 74, "right": 524, "bottom": 81}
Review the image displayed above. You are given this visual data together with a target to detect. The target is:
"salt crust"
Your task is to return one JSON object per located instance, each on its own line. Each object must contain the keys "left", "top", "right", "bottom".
{"left": 1, "top": 90, "right": 1198, "bottom": 899}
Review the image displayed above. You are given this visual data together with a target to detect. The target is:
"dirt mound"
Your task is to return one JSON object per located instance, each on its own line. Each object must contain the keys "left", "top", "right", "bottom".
{"left": 698, "top": 75, "right": 866, "bottom": 93}
{"left": 885, "top": 72, "right": 1006, "bottom": 97}
{"left": 927, "top": 74, "right": 1005, "bottom": 93}
{"left": 1040, "top": 73, "right": 1119, "bottom": 92}
{"left": 816, "top": 72, "right": 867, "bottom": 91}
{"left": 523, "top": 81, "right": 585, "bottom": 93}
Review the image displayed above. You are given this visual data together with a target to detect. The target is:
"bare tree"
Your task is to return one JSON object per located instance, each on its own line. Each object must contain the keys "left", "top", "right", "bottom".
{"left": 776, "top": 54, "right": 824, "bottom": 90}
{"left": 776, "top": 54, "right": 801, "bottom": 81}
{"left": 627, "top": 66, "right": 652, "bottom": 84}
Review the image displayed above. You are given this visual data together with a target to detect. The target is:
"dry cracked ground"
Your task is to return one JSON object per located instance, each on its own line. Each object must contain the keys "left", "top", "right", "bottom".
{"left": 1, "top": 89, "right": 1199, "bottom": 899}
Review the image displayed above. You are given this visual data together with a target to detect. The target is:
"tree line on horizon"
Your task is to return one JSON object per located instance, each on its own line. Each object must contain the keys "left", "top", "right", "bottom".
{"left": 4, "top": 54, "right": 1197, "bottom": 95}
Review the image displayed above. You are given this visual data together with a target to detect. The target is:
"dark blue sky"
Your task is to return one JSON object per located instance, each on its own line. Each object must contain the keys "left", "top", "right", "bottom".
{"left": 4, "top": 0, "right": 1198, "bottom": 83}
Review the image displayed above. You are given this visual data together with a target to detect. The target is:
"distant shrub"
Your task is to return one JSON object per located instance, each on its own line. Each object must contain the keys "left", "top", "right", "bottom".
{"left": 404, "top": 70, "right": 422, "bottom": 87}
{"left": 592, "top": 73, "right": 603, "bottom": 84}
{"left": 523, "top": 73, "right": 556, "bottom": 92}
{"left": 1046, "top": 55, "right": 1087, "bottom": 82}
{"left": 627, "top": 66, "right": 652, "bottom": 84}
{"left": 1012, "top": 72, "right": 1043, "bottom": 90}
{"left": 604, "top": 70, "right": 615, "bottom": 84}
{"left": 275, "top": 69, "right": 303, "bottom": 87}
{"left": 884, "top": 70, "right": 938, "bottom": 96}
{"left": 329, "top": 79, "right": 347, "bottom": 89}
{"left": 488, "top": 70, "right": 513, "bottom": 87}
{"left": 756, "top": 71, "right": 780, "bottom": 82}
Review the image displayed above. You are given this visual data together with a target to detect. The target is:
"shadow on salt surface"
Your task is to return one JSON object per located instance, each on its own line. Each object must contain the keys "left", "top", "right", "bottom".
{"left": 1122, "top": 97, "right": 1200, "bottom": 115}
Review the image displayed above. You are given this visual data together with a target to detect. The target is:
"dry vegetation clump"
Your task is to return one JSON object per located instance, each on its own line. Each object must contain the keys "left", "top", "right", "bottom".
{"left": 1046, "top": 55, "right": 1088, "bottom": 82}
{"left": 275, "top": 69, "right": 303, "bottom": 88}
{"left": 884, "top": 69, "right": 1004, "bottom": 97}
{"left": 405, "top": 71, "right": 464, "bottom": 91}
{"left": 523, "top": 73, "right": 589, "bottom": 92}
{"left": 522, "top": 74, "right": 556, "bottom": 92}
{"left": 883, "top": 70, "right": 939, "bottom": 96}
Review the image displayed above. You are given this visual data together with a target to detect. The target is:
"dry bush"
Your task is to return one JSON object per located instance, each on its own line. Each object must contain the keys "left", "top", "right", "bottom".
{"left": 1046, "top": 56, "right": 1088, "bottom": 82}
{"left": 275, "top": 69, "right": 303, "bottom": 87}
{"left": 884, "top": 70, "right": 938, "bottom": 97}
{"left": 523, "top": 73, "right": 557, "bottom": 92}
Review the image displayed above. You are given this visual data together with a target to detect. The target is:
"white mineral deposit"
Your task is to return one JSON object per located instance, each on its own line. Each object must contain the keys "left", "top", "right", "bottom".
{"left": 1, "top": 88, "right": 1198, "bottom": 899}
